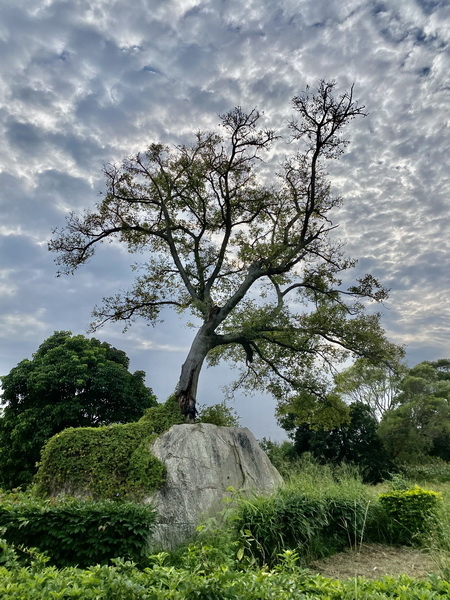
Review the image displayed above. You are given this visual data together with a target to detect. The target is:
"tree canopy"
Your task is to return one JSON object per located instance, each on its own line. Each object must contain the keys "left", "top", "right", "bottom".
{"left": 291, "top": 402, "right": 393, "bottom": 483}
{"left": 378, "top": 359, "right": 450, "bottom": 462}
{"left": 50, "top": 81, "right": 398, "bottom": 419}
{"left": 0, "top": 331, "right": 157, "bottom": 489}
{"left": 275, "top": 358, "right": 450, "bottom": 479}
{"left": 332, "top": 356, "right": 405, "bottom": 422}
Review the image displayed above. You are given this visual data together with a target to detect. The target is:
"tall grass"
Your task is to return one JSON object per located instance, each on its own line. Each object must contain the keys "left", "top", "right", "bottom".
{"left": 172, "top": 457, "right": 450, "bottom": 577}
{"left": 427, "top": 501, "right": 450, "bottom": 577}
{"left": 233, "top": 458, "right": 382, "bottom": 566}
{"left": 411, "top": 483, "right": 450, "bottom": 577}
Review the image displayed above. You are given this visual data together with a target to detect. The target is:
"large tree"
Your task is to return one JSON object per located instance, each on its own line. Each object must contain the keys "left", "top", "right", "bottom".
{"left": 50, "top": 81, "right": 396, "bottom": 419}
{"left": 332, "top": 356, "right": 405, "bottom": 422}
{"left": 290, "top": 403, "right": 394, "bottom": 483}
{"left": 0, "top": 331, "right": 157, "bottom": 489}
{"left": 378, "top": 359, "right": 450, "bottom": 462}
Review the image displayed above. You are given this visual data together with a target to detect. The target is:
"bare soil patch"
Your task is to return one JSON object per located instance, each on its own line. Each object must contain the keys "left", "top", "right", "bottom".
{"left": 310, "top": 543, "right": 436, "bottom": 580}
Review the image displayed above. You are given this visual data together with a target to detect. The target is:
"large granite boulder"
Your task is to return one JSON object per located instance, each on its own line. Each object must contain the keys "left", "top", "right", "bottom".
{"left": 146, "top": 423, "right": 283, "bottom": 549}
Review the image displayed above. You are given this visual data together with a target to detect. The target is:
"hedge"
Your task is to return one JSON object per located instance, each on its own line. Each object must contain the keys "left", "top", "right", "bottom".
{"left": 0, "top": 493, "right": 156, "bottom": 567}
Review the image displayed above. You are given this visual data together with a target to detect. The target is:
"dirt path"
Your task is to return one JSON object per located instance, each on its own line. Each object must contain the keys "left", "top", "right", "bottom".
{"left": 310, "top": 544, "right": 437, "bottom": 580}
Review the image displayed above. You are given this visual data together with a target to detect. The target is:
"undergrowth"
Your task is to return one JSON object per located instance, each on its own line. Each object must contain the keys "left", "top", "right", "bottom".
{"left": 1, "top": 534, "right": 450, "bottom": 599}
{"left": 0, "top": 491, "right": 156, "bottom": 567}
{"left": 3, "top": 456, "right": 450, "bottom": 597}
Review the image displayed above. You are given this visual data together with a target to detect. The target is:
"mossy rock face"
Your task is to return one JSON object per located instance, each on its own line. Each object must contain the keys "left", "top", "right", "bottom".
{"left": 35, "top": 422, "right": 166, "bottom": 501}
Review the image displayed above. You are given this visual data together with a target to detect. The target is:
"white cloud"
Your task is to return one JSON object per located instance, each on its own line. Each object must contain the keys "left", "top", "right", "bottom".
{"left": 0, "top": 0, "right": 449, "bottom": 438}
{"left": 0, "top": 310, "right": 48, "bottom": 339}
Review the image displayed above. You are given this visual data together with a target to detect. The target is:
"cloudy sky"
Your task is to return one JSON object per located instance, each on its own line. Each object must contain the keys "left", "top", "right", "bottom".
{"left": 0, "top": 0, "right": 448, "bottom": 440}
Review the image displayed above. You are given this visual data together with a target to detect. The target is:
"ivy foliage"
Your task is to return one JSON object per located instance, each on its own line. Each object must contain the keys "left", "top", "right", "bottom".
{"left": 35, "top": 395, "right": 242, "bottom": 502}
{"left": 138, "top": 394, "right": 186, "bottom": 434}
{"left": 35, "top": 422, "right": 165, "bottom": 501}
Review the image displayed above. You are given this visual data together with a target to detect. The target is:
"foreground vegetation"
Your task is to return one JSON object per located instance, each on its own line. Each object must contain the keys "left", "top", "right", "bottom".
{"left": 2, "top": 547, "right": 450, "bottom": 600}
{"left": 3, "top": 460, "right": 450, "bottom": 598}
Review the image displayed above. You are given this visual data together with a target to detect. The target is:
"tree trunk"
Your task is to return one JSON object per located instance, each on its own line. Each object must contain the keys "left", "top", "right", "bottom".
{"left": 176, "top": 322, "right": 215, "bottom": 419}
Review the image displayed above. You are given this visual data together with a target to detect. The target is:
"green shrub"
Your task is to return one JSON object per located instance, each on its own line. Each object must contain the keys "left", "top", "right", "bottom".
{"left": 0, "top": 492, "right": 156, "bottom": 567}
{"left": 35, "top": 422, "right": 165, "bottom": 501}
{"left": 1, "top": 542, "right": 450, "bottom": 599}
{"left": 197, "top": 401, "right": 240, "bottom": 427}
{"left": 138, "top": 394, "right": 186, "bottom": 433}
{"left": 400, "top": 460, "right": 450, "bottom": 483}
{"left": 378, "top": 486, "right": 442, "bottom": 544}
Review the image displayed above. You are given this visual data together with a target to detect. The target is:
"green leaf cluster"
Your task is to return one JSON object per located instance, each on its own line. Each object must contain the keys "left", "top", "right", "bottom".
{"left": 35, "top": 422, "right": 165, "bottom": 501}
{"left": 0, "top": 493, "right": 156, "bottom": 567}
{"left": 379, "top": 486, "right": 442, "bottom": 545}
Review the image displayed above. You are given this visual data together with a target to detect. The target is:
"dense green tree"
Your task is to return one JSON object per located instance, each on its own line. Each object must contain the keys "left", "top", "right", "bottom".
{"left": 378, "top": 359, "right": 450, "bottom": 463}
{"left": 333, "top": 356, "right": 405, "bottom": 421}
{"left": 50, "top": 81, "right": 397, "bottom": 420}
{"left": 290, "top": 402, "right": 393, "bottom": 483}
{"left": 0, "top": 331, "right": 157, "bottom": 489}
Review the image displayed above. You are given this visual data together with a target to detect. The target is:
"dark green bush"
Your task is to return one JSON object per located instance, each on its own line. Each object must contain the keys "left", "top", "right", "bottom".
{"left": 0, "top": 493, "right": 156, "bottom": 567}
{"left": 378, "top": 486, "right": 442, "bottom": 545}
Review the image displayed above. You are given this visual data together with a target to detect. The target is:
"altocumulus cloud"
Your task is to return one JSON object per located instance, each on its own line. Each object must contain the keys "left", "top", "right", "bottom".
{"left": 0, "top": 0, "right": 448, "bottom": 438}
